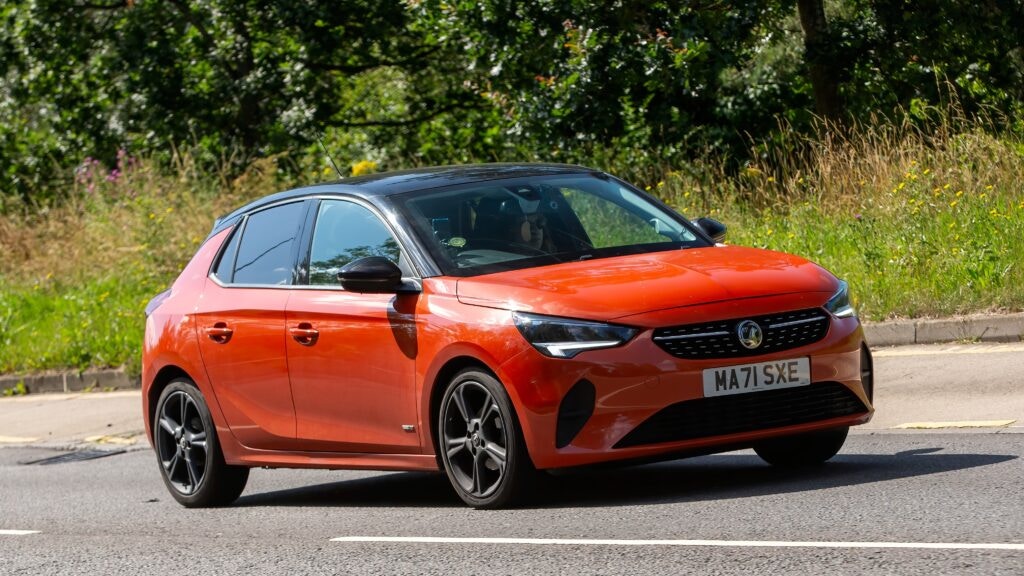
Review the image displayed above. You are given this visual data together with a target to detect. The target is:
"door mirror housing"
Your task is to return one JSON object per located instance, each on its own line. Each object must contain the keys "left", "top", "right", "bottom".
{"left": 338, "top": 257, "right": 413, "bottom": 293}
{"left": 693, "top": 217, "right": 727, "bottom": 243}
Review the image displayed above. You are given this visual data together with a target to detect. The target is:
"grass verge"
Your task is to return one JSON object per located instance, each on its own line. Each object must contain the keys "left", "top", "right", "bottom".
{"left": 1, "top": 120, "right": 1022, "bottom": 376}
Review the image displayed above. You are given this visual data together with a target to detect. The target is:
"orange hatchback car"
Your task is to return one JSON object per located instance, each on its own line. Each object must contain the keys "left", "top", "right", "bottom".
{"left": 142, "top": 164, "right": 874, "bottom": 508}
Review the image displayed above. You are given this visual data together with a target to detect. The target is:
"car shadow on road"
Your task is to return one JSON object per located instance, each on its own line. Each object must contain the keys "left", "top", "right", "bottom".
{"left": 233, "top": 448, "right": 1016, "bottom": 509}
{"left": 530, "top": 450, "right": 1017, "bottom": 509}
{"left": 237, "top": 471, "right": 461, "bottom": 508}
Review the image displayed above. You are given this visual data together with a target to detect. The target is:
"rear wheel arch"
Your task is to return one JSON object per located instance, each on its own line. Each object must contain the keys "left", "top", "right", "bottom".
{"left": 148, "top": 365, "right": 194, "bottom": 437}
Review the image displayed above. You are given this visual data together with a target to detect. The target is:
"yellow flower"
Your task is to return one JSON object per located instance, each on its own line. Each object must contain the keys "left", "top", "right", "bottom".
{"left": 351, "top": 160, "right": 378, "bottom": 177}
{"left": 656, "top": 180, "right": 665, "bottom": 188}
{"left": 949, "top": 200, "right": 958, "bottom": 208}
{"left": 766, "top": 176, "right": 776, "bottom": 183}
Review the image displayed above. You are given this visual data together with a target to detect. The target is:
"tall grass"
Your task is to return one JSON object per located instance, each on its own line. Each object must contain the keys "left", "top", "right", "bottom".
{"left": 654, "top": 115, "right": 1024, "bottom": 319}
{"left": 1, "top": 116, "right": 1022, "bottom": 377}
{"left": 0, "top": 152, "right": 285, "bottom": 376}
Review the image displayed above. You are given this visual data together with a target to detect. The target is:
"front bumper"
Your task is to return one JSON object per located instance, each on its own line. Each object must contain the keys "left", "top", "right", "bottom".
{"left": 499, "top": 299, "right": 873, "bottom": 470}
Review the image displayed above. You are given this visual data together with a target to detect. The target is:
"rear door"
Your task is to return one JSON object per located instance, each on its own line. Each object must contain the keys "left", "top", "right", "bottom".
{"left": 285, "top": 198, "right": 421, "bottom": 452}
{"left": 195, "top": 200, "right": 309, "bottom": 450}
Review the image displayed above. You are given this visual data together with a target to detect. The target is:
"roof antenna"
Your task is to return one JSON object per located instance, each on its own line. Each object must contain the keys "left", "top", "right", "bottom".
{"left": 315, "top": 129, "right": 344, "bottom": 179}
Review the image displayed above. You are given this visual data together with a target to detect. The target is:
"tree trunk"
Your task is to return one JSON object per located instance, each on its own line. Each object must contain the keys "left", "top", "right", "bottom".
{"left": 797, "top": 0, "right": 843, "bottom": 121}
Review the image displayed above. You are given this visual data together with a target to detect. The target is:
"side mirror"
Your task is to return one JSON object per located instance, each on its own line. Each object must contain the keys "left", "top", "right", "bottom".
{"left": 338, "top": 257, "right": 408, "bottom": 293}
{"left": 693, "top": 217, "right": 727, "bottom": 243}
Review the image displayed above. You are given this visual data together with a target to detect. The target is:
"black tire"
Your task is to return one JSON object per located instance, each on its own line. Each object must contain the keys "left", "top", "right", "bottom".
{"left": 154, "top": 379, "right": 249, "bottom": 507}
{"left": 753, "top": 426, "right": 850, "bottom": 468}
{"left": 437, "top": 369, "right": 536, "bottom": 509}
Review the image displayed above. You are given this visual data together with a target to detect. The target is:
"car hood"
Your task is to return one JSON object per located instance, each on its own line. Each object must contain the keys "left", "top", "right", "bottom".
{"left": 455, "top": 246, "right": 838, "bottom": 321}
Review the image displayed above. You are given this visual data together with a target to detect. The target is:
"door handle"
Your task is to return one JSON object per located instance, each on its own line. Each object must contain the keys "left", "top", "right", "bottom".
{"left": 289, "top": 323, "right": 319, "bottom": 346}
{"left": 205, "top": 322, "right": 233, "bottom": 344}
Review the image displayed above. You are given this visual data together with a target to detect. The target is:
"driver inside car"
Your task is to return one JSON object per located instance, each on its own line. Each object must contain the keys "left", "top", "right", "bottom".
{"left": 473, "top": 190, "right": 553, "bottom": 252}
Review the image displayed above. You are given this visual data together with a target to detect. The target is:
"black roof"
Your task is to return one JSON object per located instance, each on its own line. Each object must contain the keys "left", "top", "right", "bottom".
{"left": 212, "top": 163, "right": 597, "bottom": 232}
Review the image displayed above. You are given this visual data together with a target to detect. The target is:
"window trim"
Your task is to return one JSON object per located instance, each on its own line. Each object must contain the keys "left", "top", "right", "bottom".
{"left": 210, "top": 218, "right": 244, "bottom": 284}
{"left": 206, "top": 199, "right": 310, "bottom": 289}
{"left": 296, "top": 196, "right": 422, "bottom": 291}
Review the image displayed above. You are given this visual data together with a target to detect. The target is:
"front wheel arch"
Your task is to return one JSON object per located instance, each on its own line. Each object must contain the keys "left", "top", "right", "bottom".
{"left": 428, "top": 357, "right": 499, "bottom": 468}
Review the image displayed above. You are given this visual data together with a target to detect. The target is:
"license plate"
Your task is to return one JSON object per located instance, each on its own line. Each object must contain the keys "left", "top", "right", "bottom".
{"left": 702, "top": 358, "right": 811, "bottom": 398}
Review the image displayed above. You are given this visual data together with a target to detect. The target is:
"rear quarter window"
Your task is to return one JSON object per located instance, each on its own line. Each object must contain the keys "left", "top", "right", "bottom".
{"left": 211, "top": 225, "right": 241, "bottom": 283}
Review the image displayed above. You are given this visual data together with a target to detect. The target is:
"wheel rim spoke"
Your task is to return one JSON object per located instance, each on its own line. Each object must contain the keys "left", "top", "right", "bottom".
{"left": 158, "top": 416, "right": 178, "bottom": 436}
{"left": 163, "top": 453, "right": 179, "bottom": 474}
{"left": 180, "top": 395, "right": 188, "bottom": 433}
{"left": 483, "top": 442, "right": 506, "bottom": 467}
{"left": 472, "top": 452, "right": 486, "bottom": 495}
{"left": 184, "top": 454, "right": 200, "bottom": 492}
{"left": 478, "top": 395, "right": 494, "bottom": 422}
{"left": 445, "top": 436, "right": 465, "bottom": 458}
{"left": 451, "top": 387, "right": 470, "bottom": 423}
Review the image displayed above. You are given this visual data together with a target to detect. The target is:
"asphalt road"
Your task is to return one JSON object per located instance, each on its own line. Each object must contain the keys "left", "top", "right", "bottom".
{"left": 1, "top": 343, "right": 1023, "bottom": 575}
{"left": 0, "top": 432, "right": 1021, "bottom": 574}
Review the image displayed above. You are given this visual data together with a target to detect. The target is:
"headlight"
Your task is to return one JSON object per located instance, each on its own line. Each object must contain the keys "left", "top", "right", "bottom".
{"left": 825, "top": 280, "right": 856, "bottom": 318}
{"left": 512, "top": 312, "right": 638, "bottom": 358}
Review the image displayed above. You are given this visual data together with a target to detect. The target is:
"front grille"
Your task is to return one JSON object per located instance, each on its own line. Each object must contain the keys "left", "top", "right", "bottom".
{"left": 652, "top": 308, "right": 830, "bottom": 360}
{"left": 613, "top": 382, "right": 866, "bottom": 449}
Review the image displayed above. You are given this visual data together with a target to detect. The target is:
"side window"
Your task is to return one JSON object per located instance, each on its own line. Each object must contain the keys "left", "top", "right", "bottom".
{"left": 308, "top": 200, "right": 402, "bottom": 286}
{"left": 212, "top": 224, "right": 241, "bottom": 283}
{"left": 232, "top": 202, "right": 305, "bottom": 285}
{"left": 561, "top": 188, "right": 668, "bottom": 248}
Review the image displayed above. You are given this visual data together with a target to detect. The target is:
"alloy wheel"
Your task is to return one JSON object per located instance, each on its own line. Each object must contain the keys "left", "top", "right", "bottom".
{"left": 441, "top": 380, "right": 509, "bottom": 498}
{"left": 156, "top": 390, "right": 209, "bottom": 495}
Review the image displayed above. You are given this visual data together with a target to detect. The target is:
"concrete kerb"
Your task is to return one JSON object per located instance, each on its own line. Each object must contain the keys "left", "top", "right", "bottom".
{"left": 1, "top": 314, "right": 1022, "bottom": 395}
{"left": 863, "top": 312, "right": 1024, "bottom": 347}
{"left": 0, "top": 368, "right": 139, "bottom": 395}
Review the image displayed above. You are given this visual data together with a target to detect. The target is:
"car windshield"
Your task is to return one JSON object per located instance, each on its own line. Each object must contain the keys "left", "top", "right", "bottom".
{"left": 393, "top": 174, "right": 709, "bottom": 276}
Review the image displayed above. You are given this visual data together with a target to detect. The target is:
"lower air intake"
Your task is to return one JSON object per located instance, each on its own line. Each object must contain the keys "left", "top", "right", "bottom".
{"left": 613, "top": 382, "right": 866, "bottom": 449}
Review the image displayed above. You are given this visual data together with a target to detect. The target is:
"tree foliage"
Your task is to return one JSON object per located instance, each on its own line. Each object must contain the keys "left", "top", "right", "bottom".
{"left": 1, "top": 0, "right": 1022, "bottom": 203}
{"left": 0, "top": 0, "right": 479, "bottom": 200}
